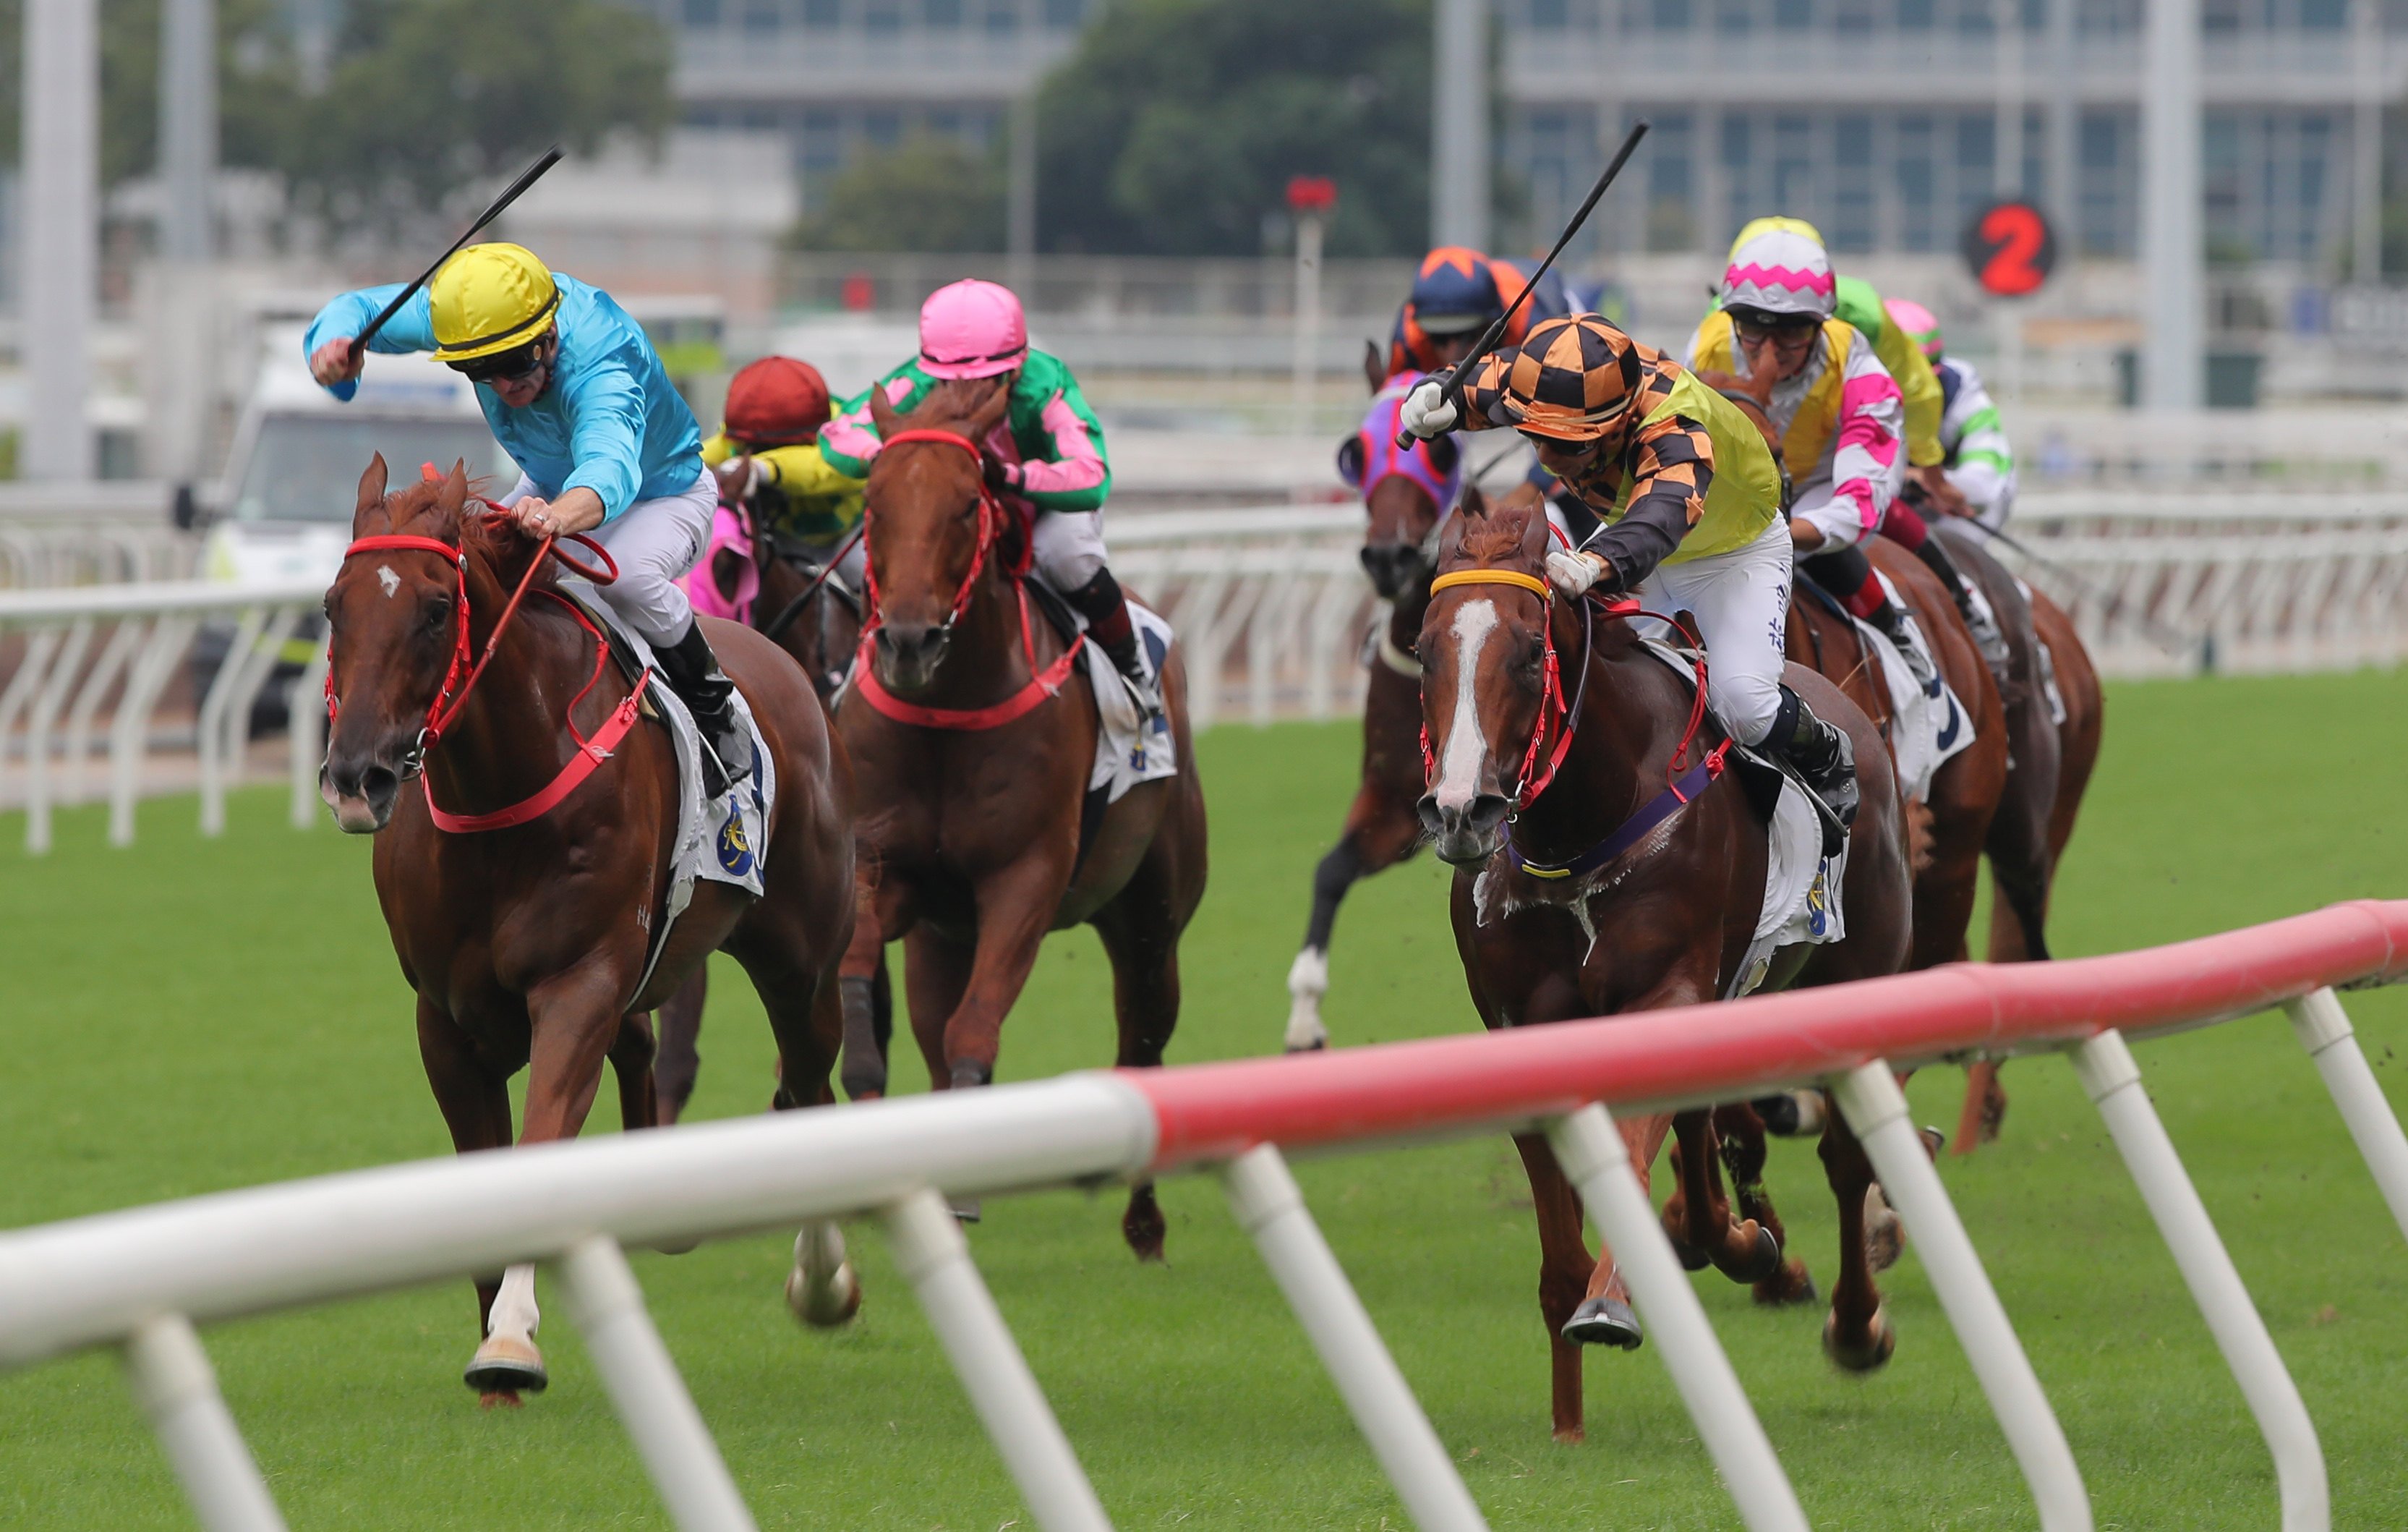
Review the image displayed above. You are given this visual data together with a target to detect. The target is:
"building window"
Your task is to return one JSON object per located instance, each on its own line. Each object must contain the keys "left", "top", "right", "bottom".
{"left": 926, "top": 0, "right": 964, "bottom": 23}
{"left": 1646, "top": 112, "right": 1696, "bottom": 251}
{"left": 985, "top": 0, "right": 1021, "bottom": 33}
{"left": 803, "top": 0, "right": 841, "bottom": 26}
{"left": 1043, "top": 0, "right": 1087, "bottom": 23}
{"left": 684, "top": 0, "right": 722, "bottom": 25}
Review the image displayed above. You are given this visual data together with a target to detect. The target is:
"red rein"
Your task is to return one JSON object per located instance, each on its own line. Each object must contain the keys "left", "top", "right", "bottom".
{"left": 332, "top": 516, "right": 648, "bottom": 833}
{"left": 849, "top": 428, "right": 1085, "bottom": 731}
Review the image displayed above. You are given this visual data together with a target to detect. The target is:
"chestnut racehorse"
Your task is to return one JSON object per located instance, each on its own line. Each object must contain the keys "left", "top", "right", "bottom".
{"left": 320, "top": 459, "right": 861, "bottom": 1403}
{"left": 652, "top": 462, "right": 877, "bottom": 1123}
{"left": 837, "top": 378, "right": 1208, "bottom": 1256}
{"left": 1419, "top": 493, "right": 1913, "bottom": 1442}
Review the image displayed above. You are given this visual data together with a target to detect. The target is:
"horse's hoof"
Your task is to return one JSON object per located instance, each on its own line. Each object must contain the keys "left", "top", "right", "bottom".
{"left": 1720, "top": 1221, "right": 1782, "bottom": 1285}
{"left": 1918, "top": 1125, "right": 1946, "bottom": 1160}
{"left": 1865, "top": 1188, "right": 1905, "bottom": 1273}
{"left": 949, "top": 1196, "right": 983, "bottom": 1224}
{"left": 1281, "top": 1039, "right": 1328, "bottom": 1055}
{"left": 1670, "top": 1240, "right": 1711, "bottom": 1272}
{"left": 1122, "top": 1190, "right": 1167, "bottom": 1263}
{"left": 464, "top": 1335, "right": 547, "bottom": 1396}
{"left": 786, "top": 1259, "right": 862, "bottom": 1329}
{"left": 477, "top": 1390, "right": 524, "bottom": 1410}
{"left": 1754, "top": 1257, "right": 1817, "bottom": 1307}
{"left": 1560, "top": 1296, "right": 1643, "bottom": 1350}
{"left": 1824, "top": 1305, "right": 1896, "bottom": 1373}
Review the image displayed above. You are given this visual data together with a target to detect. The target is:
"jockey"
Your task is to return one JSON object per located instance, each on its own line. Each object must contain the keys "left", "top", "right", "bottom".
{"left": 702, "top": 355, "right": 867, "bottom": 595}
{"left": 1886, "top": 298, "right": 2018, "bottom": 529}
{"left": 819, "top": 278, "right": 1158, "bottom": 714}
{"left": 1684, "top": 221, "right": 1940, "bottom": 691}
{"left": 1399, "top": 314, "right": 1863, "bottom": 829}
{"left": 1385, "top": 246, "right": 1572, "bottom": 381}
{"left": 304, "top": 242, "right": 753, "bottom": 796}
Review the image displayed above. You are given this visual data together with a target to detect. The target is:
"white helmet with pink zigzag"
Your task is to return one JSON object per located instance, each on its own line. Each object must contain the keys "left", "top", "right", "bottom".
{"left": 1720, "top": 216, "right": 1835, "bottom": 320}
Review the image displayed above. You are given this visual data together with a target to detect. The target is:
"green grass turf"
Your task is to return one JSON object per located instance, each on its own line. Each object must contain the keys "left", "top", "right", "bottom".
{"left": 5, "top": 668, "right": 2408, "bottom": 1529}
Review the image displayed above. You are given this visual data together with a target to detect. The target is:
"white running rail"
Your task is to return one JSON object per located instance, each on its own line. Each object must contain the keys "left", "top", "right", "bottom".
{"left": 1, "top": 901, "right": 2404, "bottom": 1531}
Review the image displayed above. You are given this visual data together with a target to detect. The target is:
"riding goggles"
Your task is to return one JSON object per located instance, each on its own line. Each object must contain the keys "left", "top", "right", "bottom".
{"left": 450, "top": 337, "right": 550, "bottom": 385}
{"left": 1728, "top": 309, "right": 1821, "bottom": 344}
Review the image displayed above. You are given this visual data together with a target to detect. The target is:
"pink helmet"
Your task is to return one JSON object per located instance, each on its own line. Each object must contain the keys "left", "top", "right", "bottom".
{"left": 917, "top": 278, "right": 1028, "bottom": 380}
{"left": 1884, "top": 297, "right": 1943, "bottom": 363}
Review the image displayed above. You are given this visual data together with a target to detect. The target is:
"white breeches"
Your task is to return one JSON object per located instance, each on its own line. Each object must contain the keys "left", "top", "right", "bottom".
{"left": 503, "top": 469, "right": 716, "bottom": 647}
{"left": 1629, "top": 516, "right": 1794, "bottom": 747}
{"left": 1790, "top": 449, "right": 1907, "bottom": 553}
{"left": 1030, "top": 506, "right": 1107, "bottom": 592}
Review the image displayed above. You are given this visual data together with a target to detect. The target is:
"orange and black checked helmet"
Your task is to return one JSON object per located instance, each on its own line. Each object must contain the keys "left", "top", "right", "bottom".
{"left": 1490, "top": 315, "right": 1646, "bottom": 443}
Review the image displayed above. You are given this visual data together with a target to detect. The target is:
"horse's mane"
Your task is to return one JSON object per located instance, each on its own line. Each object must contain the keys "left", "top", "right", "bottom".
{"left": 891, "top": 375, "right": 1007, "bottom": 439}
{"left": 363, "top": 469, "right": 557, "bottom": 596}
{"left": 1451, "top": 495, "right": 1543, "bottom": 571}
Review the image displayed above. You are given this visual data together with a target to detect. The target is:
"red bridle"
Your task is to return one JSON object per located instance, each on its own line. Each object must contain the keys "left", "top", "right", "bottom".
{"left": 330, "top": 503, "right": 639, "bottom": 833}
{"left": 862, "top": 428, "right": 1008, "bottom": 638}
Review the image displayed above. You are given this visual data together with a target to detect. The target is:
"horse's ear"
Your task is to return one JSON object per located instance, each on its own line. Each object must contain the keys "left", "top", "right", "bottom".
{"left": 1434, "top": 497, "right": 1469, "bottom": 566}
{"left": 356, "top": 453, "right": 388, "bottom": 516}
{"left": 1362, "top": 340, "right": 1386, "bottom": 396}
{"left": 1519, "top": 497, "right": 1555, "bottom": 563}
{"left": 437, "top": 460, "right": 469, "bottom": 516}
{"left": 868, "top": 379, "right": 900, "bottom": 438}
{"left": 1459, "top": 485, "right": 1489, "bottom": 520}
{"left": 964, "top": 376, "right": 1011, "bottom": 442}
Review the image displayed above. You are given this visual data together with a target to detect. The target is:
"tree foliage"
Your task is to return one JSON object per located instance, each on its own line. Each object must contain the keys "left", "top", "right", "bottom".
{"left": 793, "top": 137, "right": 1007, "bottom": 254}
{"left": 283, "top": 0, "right": 672, "bottom": 234}
{"left": 1036, "top": 0, "right": 1431, "bottom": 258}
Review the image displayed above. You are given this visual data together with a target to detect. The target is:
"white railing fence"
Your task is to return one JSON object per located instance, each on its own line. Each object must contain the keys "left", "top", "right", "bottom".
{"left": 0, "top": 482, "right": 197, "bottom": 588}
{"left": 6, "top": 493, "right": 2407, "bottom": 851}
{"left": 0, "top": 903, "right": 2403, "bottom": 1531}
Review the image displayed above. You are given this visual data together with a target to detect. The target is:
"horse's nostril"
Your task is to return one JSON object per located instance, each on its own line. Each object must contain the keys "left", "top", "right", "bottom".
{"left": 1416, "top": 796, "right": 1444, "bottom": 837}
{"left": 359, "top": 765, "right": 398, "bottom": 808}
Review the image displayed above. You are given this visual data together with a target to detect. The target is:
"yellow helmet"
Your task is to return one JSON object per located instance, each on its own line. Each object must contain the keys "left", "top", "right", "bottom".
{"left": 429, "top": 243, "right": 560, "bottom": 362}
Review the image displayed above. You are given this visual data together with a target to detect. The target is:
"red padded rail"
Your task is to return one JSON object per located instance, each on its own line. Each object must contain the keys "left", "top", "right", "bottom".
{"left": 1129, "top": 900, "right": 2408, "bottom": 1173}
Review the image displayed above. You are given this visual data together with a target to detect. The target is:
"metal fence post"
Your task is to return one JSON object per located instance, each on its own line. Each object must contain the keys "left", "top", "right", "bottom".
{"left": 555, "top": 1235, "right": 757, "bottom": 1532}
{"left": 121, "top": 1314, "right": 287, "bottom": 1532}
{"left": 1830, "top": 1062, "right": 2092, "bottom": 1532}
{"left": 884, "top": 1187, "right": 1114, "bottom": 1532}
{"left": 2070, "top": 1030, "right": 2327, "bottom": 1531}
{"left": 1545, "top": 1105, "right": 1811, "bottom": 1532}
{"left": 2284, "top": 987, "right": 2408, "bottom": 1243}
{"left": 1221, "top": 1144, "right": 1490, "bottom": 1532}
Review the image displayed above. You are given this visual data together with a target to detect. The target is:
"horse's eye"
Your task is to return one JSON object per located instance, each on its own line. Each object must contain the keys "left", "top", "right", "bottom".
{"left": 424, "top": 597, "right": 453, "bottom": 631}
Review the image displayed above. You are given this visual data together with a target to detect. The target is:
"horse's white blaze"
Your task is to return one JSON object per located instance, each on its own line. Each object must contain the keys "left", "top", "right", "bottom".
{"left": 487, "top": 1262, "right": 539, "bottom": 1342}
{"left": 1433, "top": 597, "right": 1498, "bottom": 810}
{"left": 376, "top": 564, "right": 400, "bottom": 598}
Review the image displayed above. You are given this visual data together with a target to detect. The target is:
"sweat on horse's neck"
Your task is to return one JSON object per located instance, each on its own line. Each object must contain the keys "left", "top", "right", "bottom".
{"left": 1499, "top": 616, "right": 1665, "bottom": 869}
{"left": 417, "top": 551, "right": 598, "bottom": 822}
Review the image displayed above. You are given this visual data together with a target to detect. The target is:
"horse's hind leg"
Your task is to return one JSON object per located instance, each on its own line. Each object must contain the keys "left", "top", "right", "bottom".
{"left": 1094, "top": 861, "right": 1190, "bottom": 1262}
{"left": 1661, "top": 1108, "right": 1781, "bottom": 1285}
{"left": 728, "top": 922, "right": 861, "bottom": 1328}
{"left": 1715, "top": 1103, "right": 1816, "bottom": 1305}
{"left": 610, "top": 1012, "right": 660, "bottom": 1133}
{"left": 652, "top": 969, "right": 706, "bottom": 1125}
{"left": 1818, "top": 1099, "right": 1894, "bottom": 1371}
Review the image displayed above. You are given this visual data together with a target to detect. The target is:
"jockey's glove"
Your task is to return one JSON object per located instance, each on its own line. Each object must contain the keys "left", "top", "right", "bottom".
{"left": 1400, "top": 379, "right": 1460, "bottom": 438}
{"left": 983, "top": 457, "right": 1023, "bottom": 493}
{"left": 1545, "top": 549, "right": 1612, "bottom": 598}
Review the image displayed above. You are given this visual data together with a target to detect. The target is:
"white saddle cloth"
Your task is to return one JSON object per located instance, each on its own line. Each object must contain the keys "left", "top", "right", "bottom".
{"left": 559, "top": 586, "right": 775, "bottom": 993}
{"left": 1077, "top": 600, "right": 1179, "bottom": 803}
{"left": 1851, "top": 570, "right": 1975, "bottom": 803}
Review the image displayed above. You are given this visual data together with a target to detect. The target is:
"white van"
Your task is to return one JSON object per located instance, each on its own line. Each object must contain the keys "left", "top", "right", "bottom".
{"left": 203, "top": 325, "right": 512, "bottom": 587}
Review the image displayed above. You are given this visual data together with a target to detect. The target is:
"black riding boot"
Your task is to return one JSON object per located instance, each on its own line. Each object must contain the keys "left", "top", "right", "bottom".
{"left": 1909, "top": 535, "right": 2012, "bottom": 678}
{"left": 1768, "top": 684, "right": 1858, "bottom": 848}
{"left": 1064, "top": 566, "right": 1161, "bottom": 715}
{"left": 658, "top": 619, "right": 751, "bottom": 799}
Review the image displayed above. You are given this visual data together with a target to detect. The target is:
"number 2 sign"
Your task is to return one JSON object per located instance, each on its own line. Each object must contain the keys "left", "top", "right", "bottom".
{"left": 1960, "top": 199, "right": 2058, "bottom": 297}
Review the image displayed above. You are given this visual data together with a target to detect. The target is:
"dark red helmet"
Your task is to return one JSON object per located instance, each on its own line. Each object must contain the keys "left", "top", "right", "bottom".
{"left": 723, "top": 357, "right": 832, "bottom": 448}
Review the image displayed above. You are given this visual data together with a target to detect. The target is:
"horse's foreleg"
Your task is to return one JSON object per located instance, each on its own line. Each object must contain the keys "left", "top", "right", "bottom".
{"left": 1818, "top": 1098, "right": 1895, "bottom": 1371}
{"left": 1286, "top": 787, "right": 1424, "bottom": 1053}
{"left": 902, "top": 926, "right": 973, "bottom": 1092}
{"left": 650, "top": 969, "right": 707, "bottom": 1125}
{"left": 1512, "top": 1132, "right": 1597, "bottom": 1443}
{"left": 1093, "top": 857, "right": 1189, "bottom": 1262}
{"left": 417, "top": 997, "right": 516, "bottom": 1380}
{"left": 945, "top": 859, "right": 1069, "bottom": 1089}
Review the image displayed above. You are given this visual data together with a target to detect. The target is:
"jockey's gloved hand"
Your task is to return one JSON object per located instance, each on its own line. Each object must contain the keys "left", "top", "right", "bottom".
{"left": 1545, "top": 549, "right": 1612, "bottom": 598}
{"left": 983, "top": 456, "right": 1022, "bottom": 494}
{"left": 1400, "top": 379, "right": 1460, "bottom": 439}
